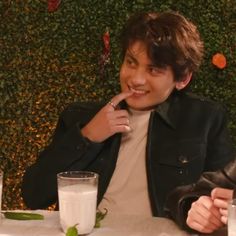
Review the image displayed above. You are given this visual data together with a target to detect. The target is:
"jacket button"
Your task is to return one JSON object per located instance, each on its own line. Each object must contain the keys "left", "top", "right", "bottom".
{"left": 178, "top": 155, "right": 189, "bottom": 164}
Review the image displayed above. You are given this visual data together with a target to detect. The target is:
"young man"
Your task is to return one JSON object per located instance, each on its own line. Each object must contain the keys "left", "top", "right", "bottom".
{"left": 22, "top": 11, "right": 235, "bottom": 218}
{"left": 165, "top": 159, "right": 236, "bottom": 233}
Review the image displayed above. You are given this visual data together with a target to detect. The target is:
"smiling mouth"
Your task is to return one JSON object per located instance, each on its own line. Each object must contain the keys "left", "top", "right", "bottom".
{"left": 129, "top": 86, "right": 148, "bottom": 95}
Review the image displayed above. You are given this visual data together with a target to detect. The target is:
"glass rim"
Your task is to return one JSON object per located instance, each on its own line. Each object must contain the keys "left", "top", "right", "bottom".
{"left": 57, "top": 171, "right": 98, "bottom": 180}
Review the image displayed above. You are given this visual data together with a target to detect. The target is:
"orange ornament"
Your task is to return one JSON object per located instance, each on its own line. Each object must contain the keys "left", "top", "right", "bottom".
{"left": 212, "top": 53, "right": 227, "bottom": 69}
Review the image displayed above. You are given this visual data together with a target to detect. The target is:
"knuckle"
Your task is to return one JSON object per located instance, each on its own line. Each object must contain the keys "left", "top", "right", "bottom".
{"left": 191, "top": 201, "right": 196, "bottom": 208}
{"left": 198, "top": 196, "right": 207, "bottom": 201}
{"left": 187, "top": 209, "right": 193, "bottom": 218}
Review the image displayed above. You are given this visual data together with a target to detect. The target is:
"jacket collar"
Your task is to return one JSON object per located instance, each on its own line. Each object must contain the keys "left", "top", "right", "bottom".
{"left": 153, "top": 95, "right": 175, "bottom": 129}
{"left": 120, "top": 90, "right": 183, "bottom": 129}
{"left": 154, "top": 90, "right": 185, "bottom": 129}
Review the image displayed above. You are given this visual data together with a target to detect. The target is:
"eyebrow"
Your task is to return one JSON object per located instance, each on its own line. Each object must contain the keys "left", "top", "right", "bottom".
{"left": 125, "top": 51, "right": 136, "bottom": 61}
{"left": 126, "top": 50, "right": 159, "bottom": 69}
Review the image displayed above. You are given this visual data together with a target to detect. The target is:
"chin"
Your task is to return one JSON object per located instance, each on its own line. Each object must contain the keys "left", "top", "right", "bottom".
{"left": 132, "top": 103, "right": 159, "bottom": 111}
{"left": 126, "top": 102, "right": 151, "bottom": 111}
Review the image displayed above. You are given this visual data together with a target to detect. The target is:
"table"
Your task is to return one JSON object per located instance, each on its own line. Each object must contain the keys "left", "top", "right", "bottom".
{"left": 0, "top": 210, "right": 227, "bottom": 236}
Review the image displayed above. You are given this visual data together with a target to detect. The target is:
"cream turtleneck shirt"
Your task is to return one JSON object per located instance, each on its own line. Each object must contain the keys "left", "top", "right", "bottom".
{"left": 98, "top": 108, "right": 152, "bottom": 216}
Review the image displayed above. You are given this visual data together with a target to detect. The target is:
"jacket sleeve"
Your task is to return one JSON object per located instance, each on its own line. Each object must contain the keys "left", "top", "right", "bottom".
{"left": 21, "top": 103, "right": 104, "bottom": 209}
{"left": 165, "top": 158, "right": 236, "bottom": 230}
{"left": 205, "top": 103, "right": 235, "bottom": 170}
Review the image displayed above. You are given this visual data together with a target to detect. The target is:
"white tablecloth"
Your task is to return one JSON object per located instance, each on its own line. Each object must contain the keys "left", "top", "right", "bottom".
{"left": 0, "top": 210, "right": 226, "bottom": 236}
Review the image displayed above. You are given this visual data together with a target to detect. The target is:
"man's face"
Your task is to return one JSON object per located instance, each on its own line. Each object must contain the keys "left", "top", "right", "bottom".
{"left": 120, "top": 41, "right": 180, "bottom": 111}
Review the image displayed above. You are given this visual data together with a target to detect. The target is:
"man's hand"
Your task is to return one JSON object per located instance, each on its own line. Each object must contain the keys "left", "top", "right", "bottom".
{"left": 186, "top": 195, "right": 224, "bottom": 233}
{"left": 81, "top": 91, "right": 133, "bottom": 143}
{"left": 211, "top": 187, "right": 234, "bottom": 224}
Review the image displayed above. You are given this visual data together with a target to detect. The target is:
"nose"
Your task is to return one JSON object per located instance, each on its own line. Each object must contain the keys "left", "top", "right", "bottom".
{"left": 130, "top": 70, "right": 146, "bottom": 86}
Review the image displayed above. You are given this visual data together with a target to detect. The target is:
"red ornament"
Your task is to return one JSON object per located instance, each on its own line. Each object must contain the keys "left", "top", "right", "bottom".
{"left": 103, "top": 31, "right": 110, "bottom": 53}
{"left": 48, "top": 0, "right": 61, "bottom": 13}
{"left": 99, "top": 30, "right": 111, "bottom": 78}
{"left": 212, "top": 53, "right": 227, "bottom": 69}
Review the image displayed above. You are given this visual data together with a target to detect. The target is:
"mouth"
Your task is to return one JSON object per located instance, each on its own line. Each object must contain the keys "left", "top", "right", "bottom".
{"left": 128, "top": 86, "right": 148, "bottom": 96}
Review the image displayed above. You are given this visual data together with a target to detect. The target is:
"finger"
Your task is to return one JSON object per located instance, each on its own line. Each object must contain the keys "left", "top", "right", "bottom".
{"left": 202, "top": 203, "right": 223, "bottom": 227}
{"left": 107, "top": 100, "right": 117, "bottom": 110}
{"left": 114, "top": 117, "right": 130, "bottom": 126}
{"left": 116, "top": 124, "right": 131, "bottom": 132}
{"left": 187, "top": 219, "right": 215, "bottom": 234}
{"left": 108, "top": 116, "right": 130, "bottom": 128}
{"left": 213, "top": 198, "right": 229, "bottom": 209}
{"left": 107, "top": 111, "right": 131, "bottom": 133}
{"left": 106, "top": 110, "right": 130, "bottom": 124}
{"left": 112, "top": 110, "right": 130, "bottom": 118}
{"left": 194, "top": 205, "right": 222, "bottom": 227}
{"left": 190, "top": 197, "right": 223, "bottom": 227}
{"left": 109, "top": 91, "right": 133, "bottom": 108}
{"left": 187, "top": 205, "right": 216, "bottom": 233}
{"left": 221, "top": 215, "right": 227, "bottom": 224}
{"left": 187, "top": 207, "right": 222, "bottom": 234}
{"left": 209, "top": 210, "right": 224, "bottom": 227}
{"left": 219, "top": 208, "right": 228, "bottom": 217}
{"left": 111, "top": 125, "right": 131, "bottom": 133}
{"left": 211, "top": 187, "right": 234, "bottom": 200}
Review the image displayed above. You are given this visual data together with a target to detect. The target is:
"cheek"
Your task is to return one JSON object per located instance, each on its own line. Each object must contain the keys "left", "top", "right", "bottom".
{"left": 119, "top": 72, "right": 125, "bottom": 92}
{"left": 119, "top": 66, "right": 127, "bottom": 83}
{"left": 150, "top": 80, "right": 175, "bottom": 97}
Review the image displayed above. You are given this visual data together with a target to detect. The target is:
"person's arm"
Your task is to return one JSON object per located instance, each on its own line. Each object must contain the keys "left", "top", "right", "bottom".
{"left": 165, "top": 101, "right": 236, "bottom": 230}
{"left": 165, "top": 158, "right": 236, "bottom": 231}
{"left": 22, "top": 103, "right": 105, "bottom": 209}
{"left": 22, "top": 91, "right": 133, "bottom": 209}
{"left": 164, "top": 183, "right": 213, "bottom": 232}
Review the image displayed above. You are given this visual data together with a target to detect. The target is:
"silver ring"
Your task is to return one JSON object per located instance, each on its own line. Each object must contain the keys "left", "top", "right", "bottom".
{"left": 108, "top": 100, "right": 116, "bottom": 109}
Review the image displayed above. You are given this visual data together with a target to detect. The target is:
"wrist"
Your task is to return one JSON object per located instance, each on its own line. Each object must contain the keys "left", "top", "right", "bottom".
{"left": 81, "top": 127, "right": 100, "bottom": 144}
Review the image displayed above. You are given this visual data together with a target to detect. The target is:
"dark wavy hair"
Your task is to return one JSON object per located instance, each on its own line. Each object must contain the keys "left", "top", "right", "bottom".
{"left": 120, "top": 11, "right": 204, "bottom": 81}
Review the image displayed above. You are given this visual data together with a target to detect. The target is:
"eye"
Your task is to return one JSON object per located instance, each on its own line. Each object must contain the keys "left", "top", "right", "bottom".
{"left": 123, "top": 52, "right": 137, "bottom": 65}
{"left": 148, "top": 66, "right": 163, "bottom": 76}
{"left": 125, "top": 57, "right": 136, "bottom": 67}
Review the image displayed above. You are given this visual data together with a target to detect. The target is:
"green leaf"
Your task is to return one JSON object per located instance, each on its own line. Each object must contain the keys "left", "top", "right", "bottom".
{"left": 95, "top": 208, "right": 108, "bottom": 228}
{"left": 3, "top": 212, "right": 44, "bottom": 220}
{"left": 66, "top": 224, "right": 78, "bottom": 236}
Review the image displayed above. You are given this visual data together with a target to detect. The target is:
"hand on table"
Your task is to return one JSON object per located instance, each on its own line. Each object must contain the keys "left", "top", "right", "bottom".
{"left": 81, "top": 91, "right": 133, "bottom": 143}
{"left": 186, "top": 195, "right": 224, "bottom": 233}
{"left": 211, "top": 187, "right": 234, "bottom": 224}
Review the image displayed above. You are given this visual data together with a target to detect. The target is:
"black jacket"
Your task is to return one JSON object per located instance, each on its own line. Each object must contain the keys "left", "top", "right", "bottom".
{"left": 22, "top": 91, "right": 235, "bottom": 216}
{"left": 165, "top": 158, "right": 236, "bottom": 230}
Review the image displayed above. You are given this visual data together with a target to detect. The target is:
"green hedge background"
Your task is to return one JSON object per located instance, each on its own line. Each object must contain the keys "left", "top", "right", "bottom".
{"left": 1, "top": 0, "right": 235, "bottom": 210}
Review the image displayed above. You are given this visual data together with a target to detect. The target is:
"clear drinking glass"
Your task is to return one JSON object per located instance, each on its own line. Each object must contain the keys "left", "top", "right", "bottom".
{"left": 228, "top": 198, "right": 236, "bottom": 236}
{"left": 57, "top": 171, "right": 98, "bottom": 235}
{"left": 0, "top": 171, "right": 3, "bottom": 223}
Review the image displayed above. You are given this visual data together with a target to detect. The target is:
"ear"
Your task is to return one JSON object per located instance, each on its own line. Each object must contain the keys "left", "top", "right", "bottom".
{"left": 175, "top": 73, "right": 192, "bottom": 90}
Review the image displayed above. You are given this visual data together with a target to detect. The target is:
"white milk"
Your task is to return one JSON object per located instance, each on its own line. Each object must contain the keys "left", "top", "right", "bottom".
{"left": 58, "top": 183, "right": 97, "bottom": 235}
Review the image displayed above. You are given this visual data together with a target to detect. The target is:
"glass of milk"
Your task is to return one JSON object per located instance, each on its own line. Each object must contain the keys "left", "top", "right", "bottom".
{"left": 0, "top": 171, "right": 3, "bottom": 223}
{"left": 57, "top": 171, "right": 98, "bottom": 235}
{"left": 228, "top": 198, "right": 236, "bottom": 236}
